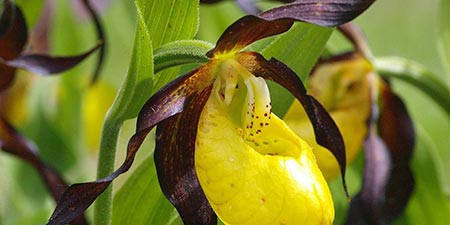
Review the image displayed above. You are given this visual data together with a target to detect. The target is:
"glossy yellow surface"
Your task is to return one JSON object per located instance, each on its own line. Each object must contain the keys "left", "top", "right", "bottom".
{"left": 195, "top": 59, "right": 334, "bottom": 225}
{"left": 284, "top": 55, "right": 372, "bottom": 180}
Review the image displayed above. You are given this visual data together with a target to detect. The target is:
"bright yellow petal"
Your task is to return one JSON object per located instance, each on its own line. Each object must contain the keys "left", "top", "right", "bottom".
{"left": 195, "top": 59, "right": 334, "bottom": 225}
{"left": 284, "top": 55, "right": 372, "bottom": 180}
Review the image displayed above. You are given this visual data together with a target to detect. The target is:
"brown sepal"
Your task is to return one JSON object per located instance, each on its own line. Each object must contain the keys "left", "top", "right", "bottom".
{"left": 155, "top": 85, "right": 216, "bottom": 225}
{"left": 80, "top": 0, "right": 106, "bottom": 84}
{"left": 259, "top": 0, "right": 376, "bottom": 27}
{"left": 207, "top": 15, "right": 293, "bottom": 57}
{"left": 378, "top": 82, "right": 415, "bottom": 222}
{"left": 0, "top": 42, "right": 102, "bottom": 75}
{"left": 0, "top": 0, "right": 27, "bottom": 91}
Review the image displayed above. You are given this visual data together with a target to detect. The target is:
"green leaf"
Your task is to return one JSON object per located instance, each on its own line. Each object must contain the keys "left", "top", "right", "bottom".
{"left": 112, "top": 155, "right": 183, "bottom": 225}
{"left": 135, "top": 0, "right": 200, "bottom": 91}
{"left": 260, "top": 23, "right": 332, "bottom": 80}
{"left": 257, "top": 23, "right": 332, "bottom": 116}
{"left": 108, "top": 0, "right": 200, "bottom": 122}
{"left": 375, "top": 57, "right": 450, "bottom": 116}
{"left": 198, "top": 2, "right": 244, "bottom": 43}
{"left": 106, "top": 20, "right": 153, "bottom": 122}
{"left": 438, "top": 0, "right": 450, "bottom": 80}
{"left": 135, "top": 0, "right": 198, "bottom": 49}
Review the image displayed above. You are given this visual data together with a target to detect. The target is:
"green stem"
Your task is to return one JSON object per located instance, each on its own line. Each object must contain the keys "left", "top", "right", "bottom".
{"left": 153, "top": 40, "right": 212, "bottom": 73}
{"left": 93, "top": 116, "right": 122, "bottom": 225}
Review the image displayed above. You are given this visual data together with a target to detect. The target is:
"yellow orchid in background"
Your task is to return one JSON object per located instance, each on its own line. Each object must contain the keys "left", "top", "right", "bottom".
{"left": 284, "top": 53, "right": 372, "bottom": 180}
{"left": 0, "top": 73, "right": 30, "bottom": 125}
{"left": 82, "top": 82, "right": 116, "bottom": 152}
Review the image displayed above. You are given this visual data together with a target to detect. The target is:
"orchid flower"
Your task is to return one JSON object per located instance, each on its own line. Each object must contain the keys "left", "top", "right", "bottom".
{"left": 47, "top": 1, "right": 377, "bottom": 224}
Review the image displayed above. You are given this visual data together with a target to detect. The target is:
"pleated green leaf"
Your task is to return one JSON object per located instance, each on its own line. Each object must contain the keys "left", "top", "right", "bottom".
{"left": 137, "top": 0, "right": 200, "bottom": 91}
{"left": 109, "top": 0, "right": 199, "bottom": 122}
{"left": 106, "top": 19, "right": 153, "bottom": 122}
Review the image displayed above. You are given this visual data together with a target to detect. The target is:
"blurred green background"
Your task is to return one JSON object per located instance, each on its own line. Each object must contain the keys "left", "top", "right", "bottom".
{"left": 0, "top": 0, "right": 448, "bottom": 224}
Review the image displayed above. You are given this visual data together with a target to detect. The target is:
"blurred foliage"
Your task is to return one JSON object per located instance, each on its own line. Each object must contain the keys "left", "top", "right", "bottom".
{"left": 0, "top": 0, "right": 449, "bottom": 225}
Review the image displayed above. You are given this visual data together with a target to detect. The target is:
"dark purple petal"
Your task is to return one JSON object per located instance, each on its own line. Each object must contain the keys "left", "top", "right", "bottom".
{"left": 259, "top": 0, "right": 376, "bottom": 27}
{"left": 236, "top": 51, "right": 349, "bottom": 196}
{"left": 0, "top": 0, "right": 27, "bottom": 91}
{"left": 155, "top": 85, "right": 216, "bottom": 225}
{"left": 235, "top": 0, "right": 260, "bottom": 15}
{"left": 234, "top": 0, "right": 297, "bottom": 15}
{"left": 0, "top": 0, "right": 13, "bottom": 36}
{"left": 0, "top": 116, "right": 88, "bottom": 225}
{"left": 345, "top": 129, "right": 391, "bottom": 225}
{"left": 378, "top": 82, "right": 415, "bottom": 222}
{"left": 0, "top": 0, "right": 26, "bottom": 52}
{"left": 0, "top": 42, "right": 102, "bottom": 75}
{"left": 47, "top": 65, "right": 216, "bottom": 225}
{"left": 208, "top": 0, "right": 375, "bottom": 57}
{"left": 338, "top": 23, "right": 372, "bottom": 57}
{"left": 80, "top": 0, "right": 106, "bottom": 84}
{"left": 0, "top": 63, "right": 16, "bottom": 91}
{"left": 345, "top": 82, "right": 415, "bottom": 224}
{"left": 207, "top": 15, "right": 293, "bottom": 57}
{"left": 137, "top": 63, "right": 216, "bottom": 131}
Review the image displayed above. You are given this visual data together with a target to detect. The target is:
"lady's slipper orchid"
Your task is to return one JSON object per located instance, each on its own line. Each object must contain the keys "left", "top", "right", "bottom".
{"left": 139, "top": 16, "right": 346, "bottom": 225}
{"left": 47, "top": 1, "right": 377, "bottom": 223}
